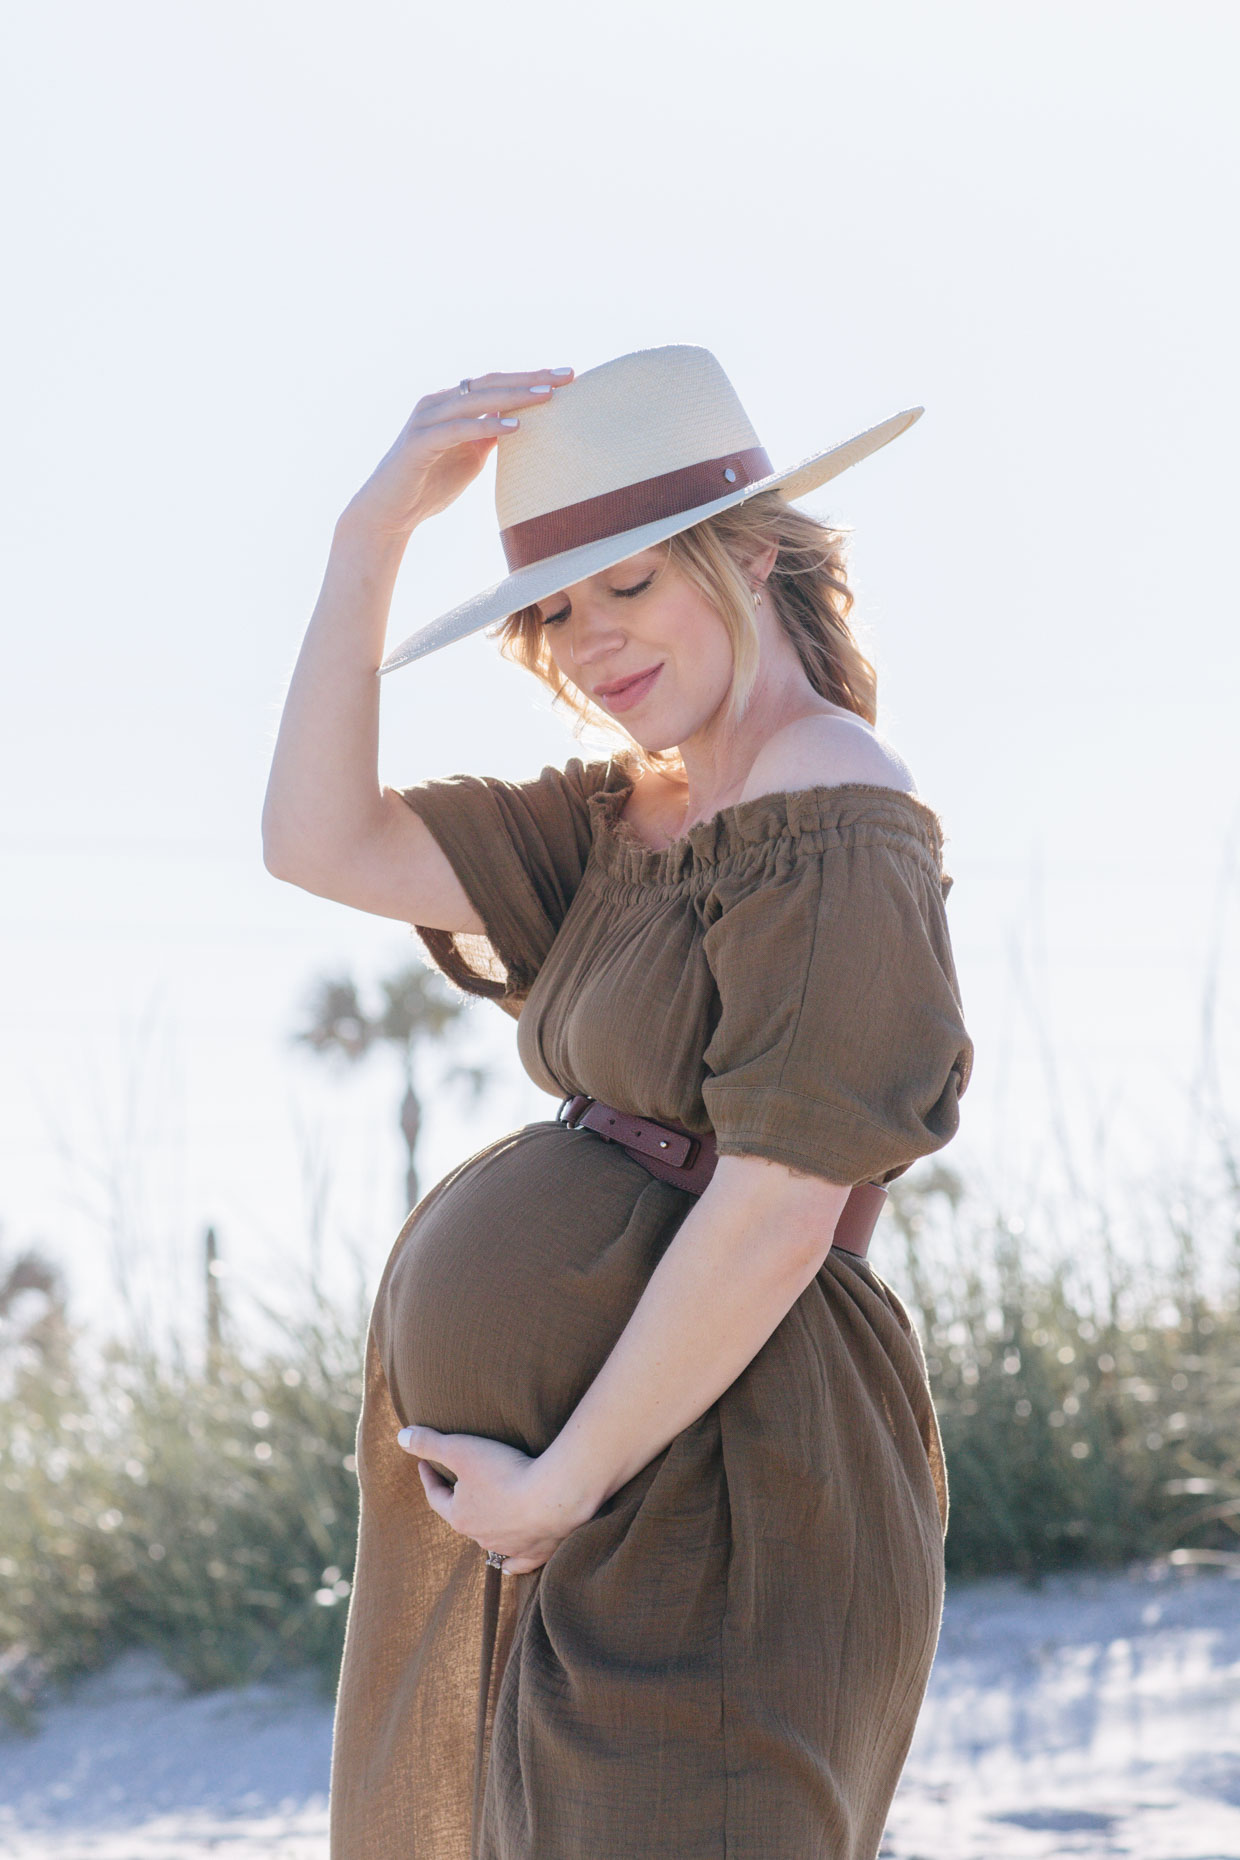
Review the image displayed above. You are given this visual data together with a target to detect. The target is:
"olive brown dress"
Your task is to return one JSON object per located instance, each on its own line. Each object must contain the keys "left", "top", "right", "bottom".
{"left": 328, "top": 750, "right": 974, "bottom": 1860}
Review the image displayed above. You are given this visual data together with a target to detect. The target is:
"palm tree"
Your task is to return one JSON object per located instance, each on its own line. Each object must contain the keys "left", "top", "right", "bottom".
{"left": 0, "top": 1241, "right": 71, "bottom": 1393}
{"left": 293, "top": 962, "right": 488, "bottom": 1212}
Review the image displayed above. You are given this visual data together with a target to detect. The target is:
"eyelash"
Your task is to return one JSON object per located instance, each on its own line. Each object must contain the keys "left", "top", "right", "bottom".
{"left": 542, "top": 573, "right": 654, "bottom": 627}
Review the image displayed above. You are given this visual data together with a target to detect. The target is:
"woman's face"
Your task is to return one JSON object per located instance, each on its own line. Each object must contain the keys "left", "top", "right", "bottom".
{"left": 533, "top": 545, "right": 737, "bottom": 753}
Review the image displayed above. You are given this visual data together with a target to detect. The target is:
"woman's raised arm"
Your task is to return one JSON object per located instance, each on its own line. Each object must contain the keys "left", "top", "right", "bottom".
{"left": 260, "top": 366, "right": 573, "bottom": 928}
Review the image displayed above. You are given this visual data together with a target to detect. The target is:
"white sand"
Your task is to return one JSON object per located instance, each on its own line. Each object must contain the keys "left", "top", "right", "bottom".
{"left": 2, "top": 1560, "right": 1238, "bottom": 1859}
{"left": 886, "top": 1559, "right": 1240, "bottom": 1859}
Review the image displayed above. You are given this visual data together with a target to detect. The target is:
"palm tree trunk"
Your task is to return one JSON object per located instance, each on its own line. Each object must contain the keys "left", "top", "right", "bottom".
{"left": 400, "top": 1081, "right": 421, "bottom": 1213}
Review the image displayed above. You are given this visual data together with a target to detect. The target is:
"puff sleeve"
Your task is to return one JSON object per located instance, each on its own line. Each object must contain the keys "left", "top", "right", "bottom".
{"left": 395, "top": 755, "right": 616, "bottom": 1021}
{"left": 700, "top": 823, "right": 974, "bottom": 1187}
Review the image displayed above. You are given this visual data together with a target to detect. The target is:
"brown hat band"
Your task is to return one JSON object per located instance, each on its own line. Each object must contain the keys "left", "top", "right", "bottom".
{"left": 499, "top": 445, "right": 774, "bottom": 574}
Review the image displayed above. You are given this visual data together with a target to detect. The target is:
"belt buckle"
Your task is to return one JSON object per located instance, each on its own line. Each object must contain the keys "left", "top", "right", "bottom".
{"left": 556, "top": 1093, "right": 586, "bottom": 1127}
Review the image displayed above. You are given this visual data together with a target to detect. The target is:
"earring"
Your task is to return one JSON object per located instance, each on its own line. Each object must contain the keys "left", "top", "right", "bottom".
{"left": 751, "top": 586, "right": 762, "bottom": 608}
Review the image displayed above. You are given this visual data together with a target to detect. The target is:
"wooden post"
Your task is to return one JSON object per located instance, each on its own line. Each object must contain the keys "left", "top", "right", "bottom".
{"left": 205, "top": 1225, "right": 222, "bottom": 1380}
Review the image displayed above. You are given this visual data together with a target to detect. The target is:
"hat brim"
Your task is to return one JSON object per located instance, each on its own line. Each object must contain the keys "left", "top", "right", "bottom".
{"left": 377, "top": 406, "right": 923, "bottom": 675}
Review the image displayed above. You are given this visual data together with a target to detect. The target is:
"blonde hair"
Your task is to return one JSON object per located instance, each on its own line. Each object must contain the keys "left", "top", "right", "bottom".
{"left": 489, "top": 490, "right": 877, "bottom": 775}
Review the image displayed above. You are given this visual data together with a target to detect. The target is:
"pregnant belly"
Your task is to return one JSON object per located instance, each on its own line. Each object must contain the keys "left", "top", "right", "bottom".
{"left": 373, "top": 1118, "right": 693, "bottom": 1459}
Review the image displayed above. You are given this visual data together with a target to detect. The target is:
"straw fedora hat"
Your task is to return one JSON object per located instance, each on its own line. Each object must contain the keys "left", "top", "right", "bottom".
{"left": 377, "top": 344, "right": 922, "bottom": 675}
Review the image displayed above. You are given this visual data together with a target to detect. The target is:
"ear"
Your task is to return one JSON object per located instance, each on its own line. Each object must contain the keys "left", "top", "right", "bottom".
{"left": 746, "top": 541, "right": 779, "bottom": 586}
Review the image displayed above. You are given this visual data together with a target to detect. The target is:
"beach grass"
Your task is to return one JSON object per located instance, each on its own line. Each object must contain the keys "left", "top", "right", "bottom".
{"left": 0, "top": 1280, "right": 367, "bottom": 1722}
{"left": 3, "top": 1145, "right": 1238, "bottom": 1723}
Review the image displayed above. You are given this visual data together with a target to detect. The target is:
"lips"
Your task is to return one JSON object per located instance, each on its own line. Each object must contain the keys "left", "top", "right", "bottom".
{"left": 593, "top": 665, "right": 664, "bottom": 713}
{"left": 594, "top": 664, "right": 663, "bottom": 700}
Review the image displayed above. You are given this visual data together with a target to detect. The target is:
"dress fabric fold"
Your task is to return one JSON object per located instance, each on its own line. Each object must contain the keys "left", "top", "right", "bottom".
{"left": 328, "top": 750, "right": 974, "bottom": 1860}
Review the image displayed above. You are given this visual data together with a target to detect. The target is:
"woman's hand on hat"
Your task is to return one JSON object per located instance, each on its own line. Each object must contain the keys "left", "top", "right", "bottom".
{"left": 396, "top": 1421, "right": 595, "bottom": 1575}
{"left": 344, "top": 368, "right": 574, "bottom": 540}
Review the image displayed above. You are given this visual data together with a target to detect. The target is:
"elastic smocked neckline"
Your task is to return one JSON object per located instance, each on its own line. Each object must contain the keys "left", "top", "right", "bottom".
{"left": 585, "top": 759, "right": 950, "bottom": 889}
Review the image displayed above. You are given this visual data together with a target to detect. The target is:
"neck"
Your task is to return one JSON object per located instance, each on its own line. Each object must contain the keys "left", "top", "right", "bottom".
{"left": 668, "top": 637, "right": 838, "bottom": 830}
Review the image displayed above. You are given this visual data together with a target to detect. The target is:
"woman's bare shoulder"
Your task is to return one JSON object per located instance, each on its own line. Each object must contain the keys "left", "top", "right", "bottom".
{"left": 740, "top": 712, "right": 918, "bottom": 802}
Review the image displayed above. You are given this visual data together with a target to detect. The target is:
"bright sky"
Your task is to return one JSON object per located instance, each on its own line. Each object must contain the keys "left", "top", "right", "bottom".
{"left": 2, "top": 1, "right": 1238, "bottom": 1342}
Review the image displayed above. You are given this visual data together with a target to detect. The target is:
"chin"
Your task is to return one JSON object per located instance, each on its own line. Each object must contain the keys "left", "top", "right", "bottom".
{"left": 638, "top": 696, "right": 727, "bottom": 757}
{"left": 619, "top": 696, "right": 702, "bottom": 756}
{"left": 625, "top": 728, "right": 676, "bottom": 755}
{"left": 626, "top": 721, "right": 691, "bottom": 758}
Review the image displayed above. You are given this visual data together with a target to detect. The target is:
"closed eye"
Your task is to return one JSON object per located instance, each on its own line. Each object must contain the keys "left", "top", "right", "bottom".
{"left": 542, "top": 573, "right": 655, "bottom": 627}
{"left": 615, "top": 574, "right": 656, "bottom": 599}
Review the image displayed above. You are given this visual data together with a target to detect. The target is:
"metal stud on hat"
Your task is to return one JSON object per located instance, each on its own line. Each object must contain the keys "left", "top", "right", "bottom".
{"left": 378, "top": 344, "right": 923, "bottom": 675}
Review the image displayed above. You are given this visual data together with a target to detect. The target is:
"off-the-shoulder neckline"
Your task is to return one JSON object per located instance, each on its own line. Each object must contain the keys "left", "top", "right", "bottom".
{"left": 582, "top": 757, "right": 950, "bottom": 886}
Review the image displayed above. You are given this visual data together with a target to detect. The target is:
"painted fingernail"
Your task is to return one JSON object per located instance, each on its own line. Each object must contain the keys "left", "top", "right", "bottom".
{"left": 397, "top": 1427, "right": 415, "bottom": 1449}
{"left": 499, "top": 416, "right": 519, "bottom": 427}
{"left": 550, "top": 367, "right": 573, "bottom": 376}
{"left": 528, "top": 384, "right": 552, "bottom": 394}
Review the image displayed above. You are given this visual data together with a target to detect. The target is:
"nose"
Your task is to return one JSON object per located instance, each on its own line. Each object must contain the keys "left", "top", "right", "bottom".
{"left": 564, "top": 598, "right": 628, "bottom": 667}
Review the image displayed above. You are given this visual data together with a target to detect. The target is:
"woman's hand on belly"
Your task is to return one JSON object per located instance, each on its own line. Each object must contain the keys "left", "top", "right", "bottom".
{"left": 397, "top": 1423, "right": 597, "bottom": 1576}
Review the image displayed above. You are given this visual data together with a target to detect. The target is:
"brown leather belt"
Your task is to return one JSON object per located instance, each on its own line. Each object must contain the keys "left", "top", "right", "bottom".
{"left": 556, "top": 1093, "right": 886, "bottom": 1259}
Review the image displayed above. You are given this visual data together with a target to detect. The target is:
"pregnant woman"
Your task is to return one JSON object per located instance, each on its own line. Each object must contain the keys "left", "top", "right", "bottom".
{"left": 262, "top": 345, "right": 974, "bottom": 1860}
